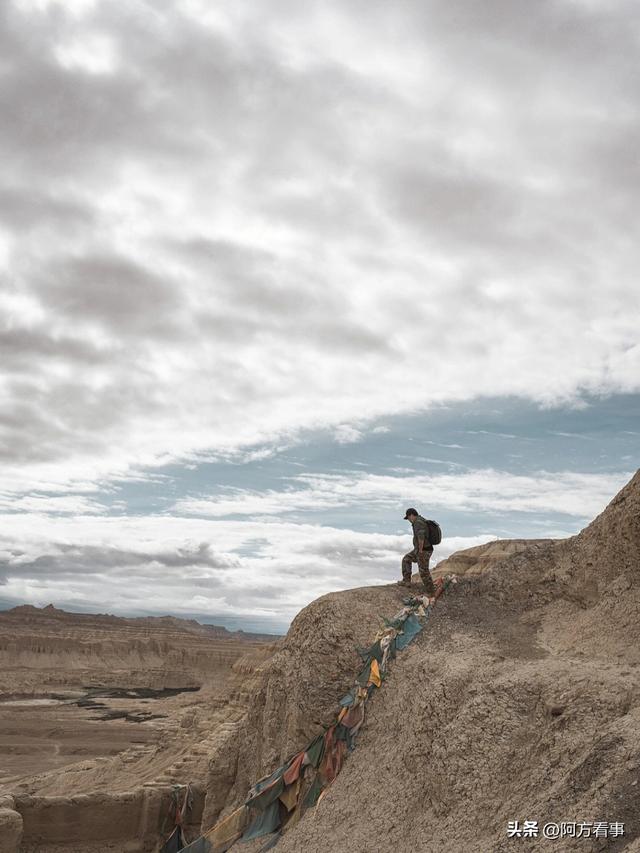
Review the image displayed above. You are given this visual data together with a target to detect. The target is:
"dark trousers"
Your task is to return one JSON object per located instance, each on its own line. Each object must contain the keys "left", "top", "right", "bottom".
{"left": 401, "top": 546, "right": 435, "bottom": 594}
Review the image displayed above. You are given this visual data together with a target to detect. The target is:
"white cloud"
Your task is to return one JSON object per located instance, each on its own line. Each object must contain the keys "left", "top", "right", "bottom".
{"left": 175, "top": 469, "right": 631, "bottom": 521}
{"left": 0, "top": 510, "right": 497, "bottom": 629}
{"left": 334, "top": 425, "right": 364, "bottom": 444}
{"left": 1, "top": 1, "right": 638, "bottom": 627}
{"left": 0, "top": 494, "right": 107, "bottom": 514}
{"left": 174, "top": 489, "right": 341, "bottom": 517}
{"left": 0, "top": 0, "right": 638, "bottom": 496}
{"left": 54, "top": 33, "right": 119, "bottom": 75}
{"left": 0, "top": 464, "right": 630, "bottom": 628}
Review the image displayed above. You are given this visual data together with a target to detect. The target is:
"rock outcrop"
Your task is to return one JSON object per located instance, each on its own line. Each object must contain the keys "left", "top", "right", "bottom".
{"left": 433, "top": 537, "right": 555, "bottom": 577}
{"left": 0, "top": 797, "right": 22, "bottom": 853}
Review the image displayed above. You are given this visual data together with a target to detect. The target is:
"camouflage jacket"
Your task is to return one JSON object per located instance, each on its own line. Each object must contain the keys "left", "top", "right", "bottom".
{"left": 411, "top": 515, "right": 432, "bottom": 551}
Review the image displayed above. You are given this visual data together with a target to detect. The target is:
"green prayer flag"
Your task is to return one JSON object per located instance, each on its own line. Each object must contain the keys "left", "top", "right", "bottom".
{"left": 242, "top": 801, "right": 281, "bottom": 842}
{"left": 303, "top": 774, "right": 324, "bottom": 808}
{"left": 304, "top": 734, "right": 325, "bottom": 768}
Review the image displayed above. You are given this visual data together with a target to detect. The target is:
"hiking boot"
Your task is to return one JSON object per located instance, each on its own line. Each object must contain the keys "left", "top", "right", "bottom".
{"left": 396, "top": 580, "right": 411, "bottom": 588}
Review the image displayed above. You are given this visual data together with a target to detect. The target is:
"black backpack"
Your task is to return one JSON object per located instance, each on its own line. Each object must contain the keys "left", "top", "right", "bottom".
{"left": 425, "top": 519, "right": 442, "bottom": 545}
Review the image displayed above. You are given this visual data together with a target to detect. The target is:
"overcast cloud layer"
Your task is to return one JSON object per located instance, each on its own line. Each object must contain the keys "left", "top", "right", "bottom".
{"left": 1, "top": 0, "right": 638, "bottom": 629}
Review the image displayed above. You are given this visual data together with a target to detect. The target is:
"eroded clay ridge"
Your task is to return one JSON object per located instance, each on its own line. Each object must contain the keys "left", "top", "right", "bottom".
{"left": 0, "top": 604, "right": 275, "bottom": 694}
{"left": 204, "top": 470, "right": 640, "bottom": 853}
{"left": 0, "top": 606, "right": 281, "bottom": 853}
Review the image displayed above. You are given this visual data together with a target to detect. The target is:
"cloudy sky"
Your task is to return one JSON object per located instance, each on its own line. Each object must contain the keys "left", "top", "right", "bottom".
{"left": 0, "top": 0, "right": 638, "bottom": 632}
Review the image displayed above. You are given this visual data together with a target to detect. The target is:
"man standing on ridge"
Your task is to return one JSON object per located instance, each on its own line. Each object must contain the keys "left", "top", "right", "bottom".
{"left": 398, "top": 507, "right": 436, "bottom": 595}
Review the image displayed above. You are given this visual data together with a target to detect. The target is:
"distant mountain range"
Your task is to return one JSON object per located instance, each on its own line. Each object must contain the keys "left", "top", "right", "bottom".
{"left": 0, "top": 602, "right": 280, "bottom": 642}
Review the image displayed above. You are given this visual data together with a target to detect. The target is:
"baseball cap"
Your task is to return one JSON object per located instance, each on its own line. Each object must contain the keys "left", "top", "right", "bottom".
{"left": 403, "top": 507, "right": 417, "bottom": 519}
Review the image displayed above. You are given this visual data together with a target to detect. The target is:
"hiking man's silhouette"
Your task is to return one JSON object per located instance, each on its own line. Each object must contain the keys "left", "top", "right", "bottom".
{"left": 398, "top": 507, "right": 436, "bottom": 595}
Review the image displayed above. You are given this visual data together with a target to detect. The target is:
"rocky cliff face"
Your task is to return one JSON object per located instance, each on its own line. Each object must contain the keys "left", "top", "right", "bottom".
{"left": 201, "top": 583, "right": 408, "bottom": 828}
{"left": 0, "top": 797, "right": 22, "bottom": 853}
{"left": 198, "top": 471, "right": 640, "bottom": 852}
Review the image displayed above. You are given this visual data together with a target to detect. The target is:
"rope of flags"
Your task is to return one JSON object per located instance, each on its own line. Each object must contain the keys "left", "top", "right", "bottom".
{"left": 161, "top": 575, "right": 456, "bottom": 853}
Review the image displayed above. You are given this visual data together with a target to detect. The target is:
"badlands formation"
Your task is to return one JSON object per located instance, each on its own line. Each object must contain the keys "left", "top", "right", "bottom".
{"left": 0, "top": 607, "right": 278, "bottom": 852}
{"left": 2, "top": 469, "right": 640, "bottom": 852}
